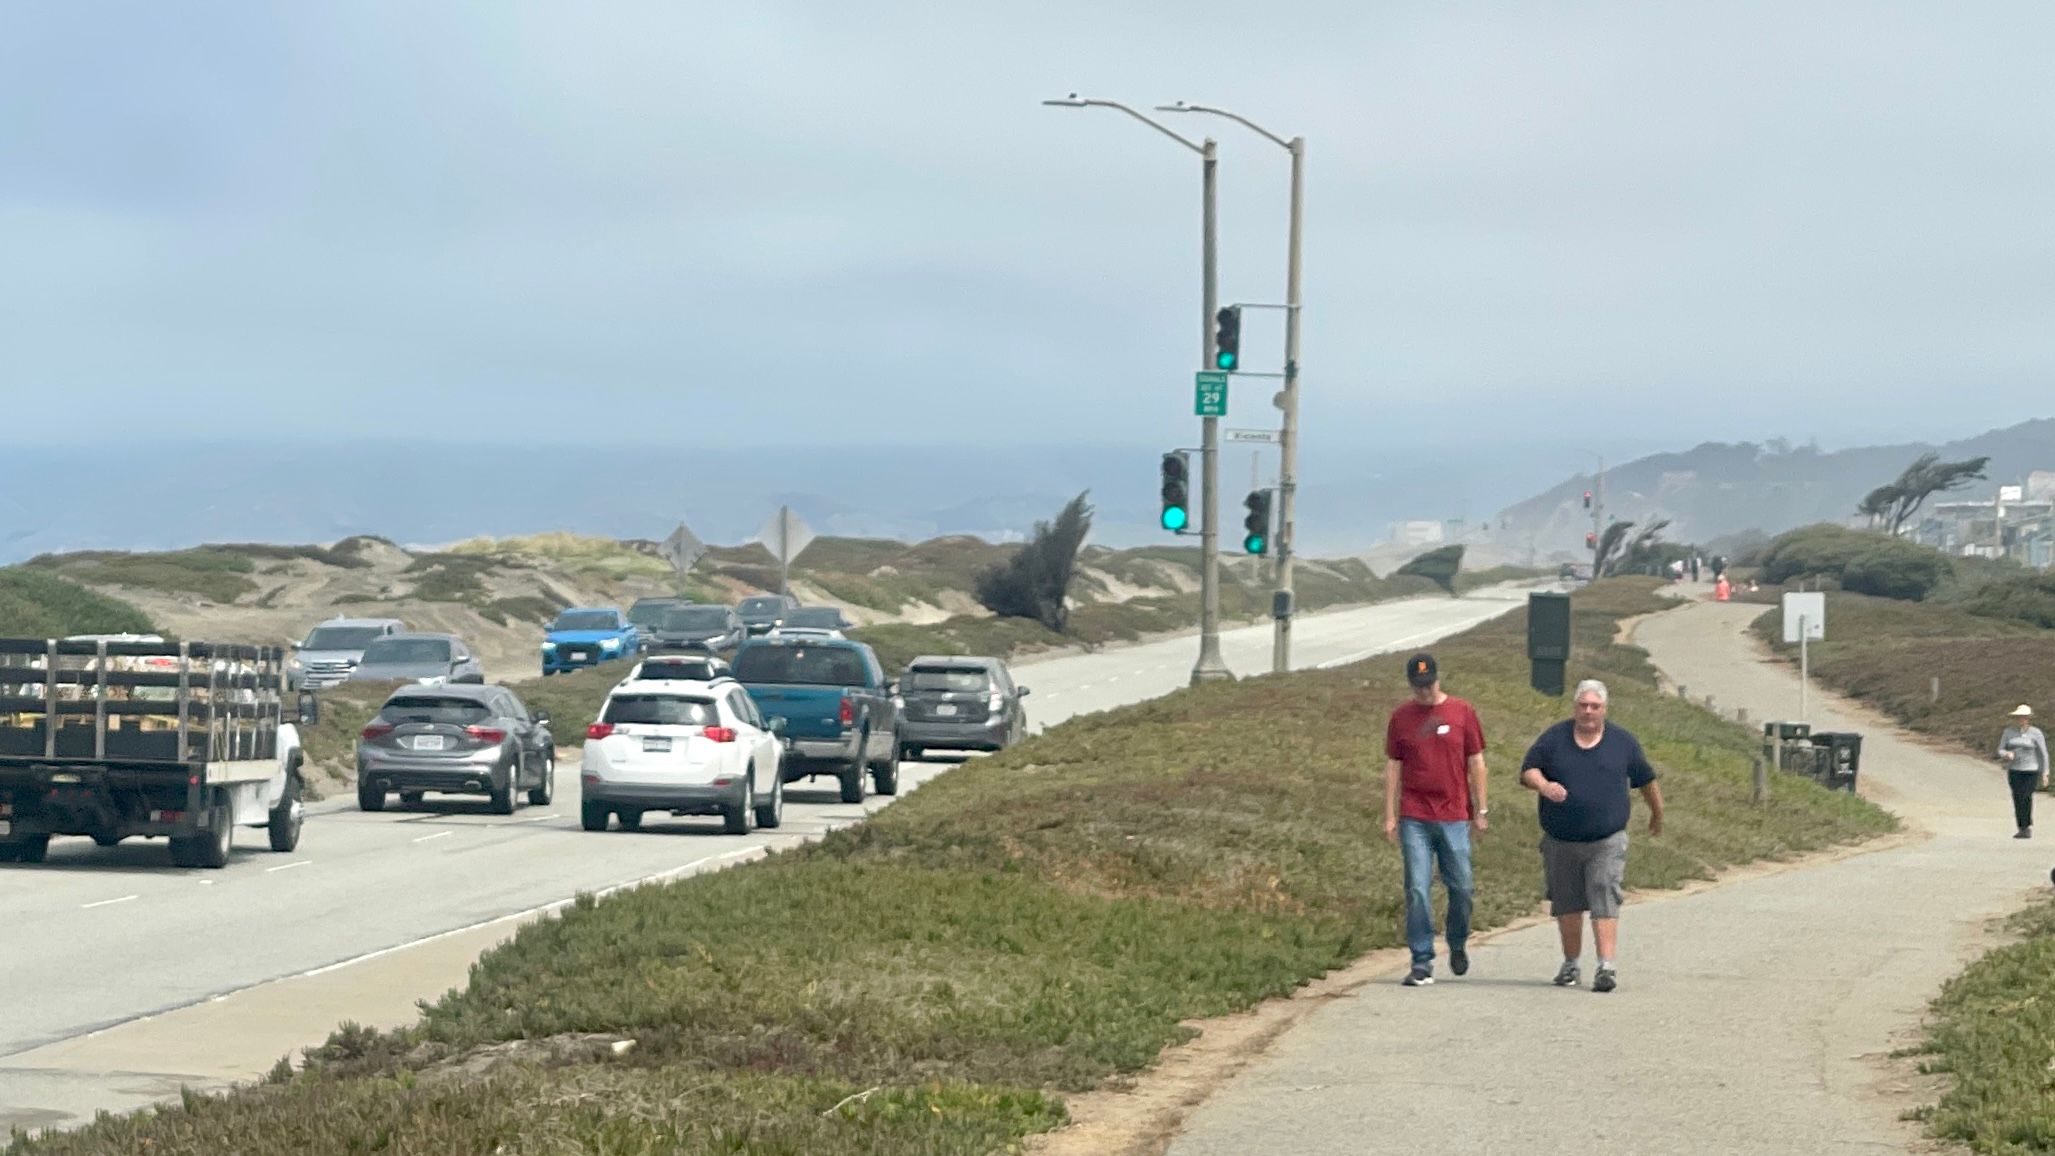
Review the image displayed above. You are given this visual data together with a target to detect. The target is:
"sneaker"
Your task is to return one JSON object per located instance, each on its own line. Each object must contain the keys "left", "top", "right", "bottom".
{"left": 1450, "top": 947, "right": 1470, "bottom": 977}
{"left": 2017, "top": 828, "right": 2033, "bottom": 839}
{"left": 1552, "top": 960, "right": 1580, "bottom": 988}
{"left": 1402, "top": 965, "right": 1434, "bottom": 987}
{"left": 1593, "top": 965, "right": 1618, "bottom": 994}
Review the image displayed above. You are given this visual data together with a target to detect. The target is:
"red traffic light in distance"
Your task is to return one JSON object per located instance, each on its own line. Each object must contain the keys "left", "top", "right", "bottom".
{"left": 1582, "top": 490, "right": 1593, "bottom": 509}
{"left": 1586, "top": 532, "right": 1598, "bottom": 548}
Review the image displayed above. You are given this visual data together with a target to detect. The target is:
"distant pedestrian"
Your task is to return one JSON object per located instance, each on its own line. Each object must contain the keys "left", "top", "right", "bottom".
{"left": 1384, "top": 652, "right": 1490, "bottom": 987}
{"left": 1690, "top": 557, "right": 1701, "bottom": 583}
{"left": 1997, "top": 705, "right": 2049, "bottom": 839}
{"left": 1519, "top": 679, "right": 1665, "bottom": 993}
{"left": 1714, "top": 576, "right": 1731, "bottom": 602}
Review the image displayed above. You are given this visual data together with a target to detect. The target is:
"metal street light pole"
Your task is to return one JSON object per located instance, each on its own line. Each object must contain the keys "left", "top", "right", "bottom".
{"left": 1044, "top": 95, "right": 1232, "bottom": 684}
{"left": 1160, "top": 102, "right": 1302, "bottom": 675}
{"left": 1575, "top": 449, "right": 1604, "bottom": 581}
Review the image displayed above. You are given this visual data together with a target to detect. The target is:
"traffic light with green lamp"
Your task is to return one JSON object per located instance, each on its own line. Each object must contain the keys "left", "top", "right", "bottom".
{"left": 1159, "top": 452, "right": 1191, "bottom": 532}
{"left": 1213, "top": 306, "right": 1242, "bottom": 371}
{"left": 1242, "top": 488, "right": 1272, "bottom": 555}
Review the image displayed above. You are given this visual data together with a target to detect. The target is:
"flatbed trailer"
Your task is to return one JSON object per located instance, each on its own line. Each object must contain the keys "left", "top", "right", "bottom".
{"left": 0, "top": 637, "right": 306, "bottom": 868}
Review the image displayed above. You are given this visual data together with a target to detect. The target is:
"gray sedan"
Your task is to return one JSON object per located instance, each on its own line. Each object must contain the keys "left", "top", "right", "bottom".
{"left": 347, "top": 632, "right": 484, "bottom": 686}
{"left": 356, "top": 684, "right": 554, "bottom": 814}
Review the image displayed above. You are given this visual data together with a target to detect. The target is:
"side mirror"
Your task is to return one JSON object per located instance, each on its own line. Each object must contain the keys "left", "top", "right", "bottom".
{"left": 297, "top": 690, "right": 321, "bottom": 725}
{"left": 768, "top": 717, "right": 787, "bottom": 735}
{"left": 534, "top": 709, "right": 551, "bottom": 725}
{"left": 884, "top": 680, "right": 898, "bottom": 695}
{"left": 1017, "top": 686, "right": 1031, "bottom": 697}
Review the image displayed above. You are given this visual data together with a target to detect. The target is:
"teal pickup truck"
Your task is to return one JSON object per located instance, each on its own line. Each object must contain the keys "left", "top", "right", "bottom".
{"left": 731, "top": 636, "right": 899, "bottom": 803}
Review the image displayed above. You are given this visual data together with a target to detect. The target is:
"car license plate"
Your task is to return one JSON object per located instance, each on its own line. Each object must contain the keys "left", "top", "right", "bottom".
{"left": 643, "top": 737, "right": 671, "bottom": 753}
{"left": 412, "top": 734, "right": 446, "bottom": 751}
{"left": 935, "top": 703, "right": 958, "bottom": 716}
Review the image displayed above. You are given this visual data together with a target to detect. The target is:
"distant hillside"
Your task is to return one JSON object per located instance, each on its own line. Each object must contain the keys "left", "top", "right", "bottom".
{"left": 0, "top": 568, "right": 153, "bottom": 638}
{"left": 1490, "top": 418, "right": 2055, "bottom": 554}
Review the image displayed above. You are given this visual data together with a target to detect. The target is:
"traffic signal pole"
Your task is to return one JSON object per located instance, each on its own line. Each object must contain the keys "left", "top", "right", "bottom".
{"left": 1193, "top": 137, "right": 1231, "bottom": 683}
{"left": 1271, "top": 135, "right": 1304, "bottom": 675}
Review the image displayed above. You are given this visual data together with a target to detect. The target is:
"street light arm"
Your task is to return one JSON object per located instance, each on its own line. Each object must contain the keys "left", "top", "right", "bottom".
{"left": 1155, "top": 101, "right": 1292, "bottom": 150}
{"left": 1043, "top": 95, "right": 1206, "bottom": 154}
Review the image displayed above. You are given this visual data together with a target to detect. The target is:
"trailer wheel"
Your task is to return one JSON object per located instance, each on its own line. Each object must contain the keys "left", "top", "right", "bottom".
{"left": 269, "top": 769, "right": 304, "bottom": 853}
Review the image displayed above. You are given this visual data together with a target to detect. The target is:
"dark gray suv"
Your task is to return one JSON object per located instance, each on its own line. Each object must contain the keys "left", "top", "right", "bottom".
{"left": 895, "top": 656, "right": 1028, "bottom": 760}
{"left": 356, "top": 685, "right": 555, "bottom": 814}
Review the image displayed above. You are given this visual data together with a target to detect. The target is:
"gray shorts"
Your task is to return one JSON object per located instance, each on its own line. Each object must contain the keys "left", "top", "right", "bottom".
{"left": 1541, "top": 831, "right": 1628, "bottom": 918}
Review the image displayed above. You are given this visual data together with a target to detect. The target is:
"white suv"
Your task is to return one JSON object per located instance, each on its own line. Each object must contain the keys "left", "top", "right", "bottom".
{"left": 580, "top": 678, "right": 785, "bottom": 835}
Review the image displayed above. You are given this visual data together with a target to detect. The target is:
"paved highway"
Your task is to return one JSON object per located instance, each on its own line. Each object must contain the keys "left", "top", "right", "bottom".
{"left": 0, "top": 588, "right": 1526, "bottom": 1133}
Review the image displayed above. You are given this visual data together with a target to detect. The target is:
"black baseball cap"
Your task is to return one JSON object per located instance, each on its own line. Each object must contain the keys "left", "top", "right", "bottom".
{"left": 1405, "top": 652, "right": 1438, "bottom": 688}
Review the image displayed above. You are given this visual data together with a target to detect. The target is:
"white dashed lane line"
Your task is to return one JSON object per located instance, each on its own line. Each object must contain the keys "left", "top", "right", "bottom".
{"left": 81, "top": 895, "right": 139, "bottom": 910}
{"left": 411, "top": 831, "right": 454, "bottom": 845}
{"left": 265, "top": 860, "right": 312, "bottom": 873}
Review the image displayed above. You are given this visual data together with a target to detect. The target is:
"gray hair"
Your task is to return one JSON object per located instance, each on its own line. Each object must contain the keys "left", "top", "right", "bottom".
{"left": 1573, "top": 679, "right": 1609, "bottom": 704}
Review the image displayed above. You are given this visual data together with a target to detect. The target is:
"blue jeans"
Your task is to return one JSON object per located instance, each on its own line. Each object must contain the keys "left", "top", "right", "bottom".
{"left": 1400, "top": 818, "right": 1474, "bottom": 967}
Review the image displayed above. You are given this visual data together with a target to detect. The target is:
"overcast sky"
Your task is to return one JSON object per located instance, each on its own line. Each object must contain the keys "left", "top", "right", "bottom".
{"left": 5, "top": 2, "right": 2051, "bottom": 466}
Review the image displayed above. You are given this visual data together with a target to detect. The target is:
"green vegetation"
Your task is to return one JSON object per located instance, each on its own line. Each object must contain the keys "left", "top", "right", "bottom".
{"left": 1751, "top": 589, "right": 2049, "bottom": 757}
{"left": 26, "top": 547, "right": 264, "bottom": 604}
{"left": 974, "top": 493, "right": 1092, "bottom": 631}
{"left": 1453, "top": 564, "right": 1548, "bottom": 594}
{"left": 12, "top": 580, "right": 1892, "bottom": 1155}
{"left": 1959, "top": 571, "right": 2055, "bottom": 630}
{"left": 0, "top": 568, "right": 154, "bottom": 637}
{"left": 448, "top": 532, "right": 673, "bottom": 585}
{"left": 1395, "top": 544, "right": 1464, "bottom": 592}
{"left": 1757, "top": 524, "right": 1953, "bottom": 601}
{"left": 1905, "top": 895, "right": 2055, "bottom": 1152}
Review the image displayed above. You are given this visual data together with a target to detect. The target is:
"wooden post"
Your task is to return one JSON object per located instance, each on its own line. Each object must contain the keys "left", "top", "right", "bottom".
{"left": 1737, "top": 707, "right": 1750, "bottom": 728}
{"left": 1930, "top": 677, "right": 1940, "bottom": 704}
{"left": 1752, "top": 755, "right": 1769, "bottom": 804}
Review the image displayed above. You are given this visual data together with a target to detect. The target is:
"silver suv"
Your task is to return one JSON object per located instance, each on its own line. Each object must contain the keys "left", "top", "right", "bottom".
{"left": 291, "top": 617, "right": 406, "bottom": 689}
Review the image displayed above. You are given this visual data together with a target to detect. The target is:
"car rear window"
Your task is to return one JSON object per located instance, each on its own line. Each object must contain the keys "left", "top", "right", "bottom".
{"left": 905, "top": 667, "right": 991, "bottom": 693}
{"left": 381, "top": 695, "right": 492, "bottom": 725}
{"left": 733, "top": 645, "right": 868, "bottom": 686}
{"left": 602, "top": 695, "right": 719, "bottom": 726}
{"left": 659, "top": 607, "right": 732, "bottom": 630}
{"left": 784, "top": 608, "right": 845, "bottom": 628}
{"left": 636, "top": 659, "right": 720, "bottom": 681}
{"left": 738, "top": 598, "right": 784, "bottom": 617}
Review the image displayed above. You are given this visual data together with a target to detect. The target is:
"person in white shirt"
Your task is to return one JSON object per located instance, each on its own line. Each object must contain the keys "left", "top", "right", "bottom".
{"left": 1996, "top": 704, "right": 2050, "bottom": 839}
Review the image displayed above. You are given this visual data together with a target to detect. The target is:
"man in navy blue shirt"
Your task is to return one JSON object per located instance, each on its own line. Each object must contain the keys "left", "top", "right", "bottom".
{"left": 1519, "top": 678, "right": 1665, "bottom": 993}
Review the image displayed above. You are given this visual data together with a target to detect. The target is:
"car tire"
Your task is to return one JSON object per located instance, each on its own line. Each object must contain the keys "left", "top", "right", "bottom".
{"left": 754, "top": 775, "right": 783, "bottom": 829}
{"left": 724, "top": 777, "right": 754, "bottom": 835}
{"left": 580, "top": 800, "right": 609, "bottom": 831}
{"left": 172, "top": 797, "right": 232, "bottom": 869}
{"left": 268, "top": 769, "right": 304, "bottom": 853}
{"left": 870, "top": 741, "right": 900, "bottom": 797}
{"left": 357, "top": 777, "right": 387, "bottom": 812}
{"left": 398, "top": 790, "right": 425, "bottom": 807}
{"left": 488, "top": 759, "right": 518, "bottom": 816}
{"left": 92, "top": 834, "right": 123, "bottom": 848}
{"left": 617, "top": 808, "right": 643, "bottom": 832}
{"left": 838, "top": 760, "right": 865, "bottom": 804}
{"left": 528, "top": 753, "right": 555, "bottom": 807}
{"left": 899, "top": 744, "right": 921, "bottom": 763}
{"left": 10, "top": 835, "right": 50, "bottom": 864}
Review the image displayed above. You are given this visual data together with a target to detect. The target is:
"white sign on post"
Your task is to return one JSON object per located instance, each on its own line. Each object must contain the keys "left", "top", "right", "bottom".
{"left": 755, "top": 506, "right": 818, "bottom": 597}
{"left": 659, "top": 522, "right": 705, "bottom": 579}
{"left": 1780, "top": 592, "right": 1825, "bottom": 643}
{"left": 1782, "top": 591, "right": 1826, "bottom": 721}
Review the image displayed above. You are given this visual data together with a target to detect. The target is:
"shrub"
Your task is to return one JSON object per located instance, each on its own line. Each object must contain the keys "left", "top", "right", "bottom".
{"left": 1758, "top": 524, "right": 1951, "bottom": 601}
{"left": 0, "top": 568, "right": 155, "bottom": 637}
{"left": 1840, "top": 546, "right": 1950, "bottom": 602}
{"left": 1395, "top": 545, "right": 1464, "bottom": 593}
{"left": 974, "top": 493, "right": 1093, "bottom": 631}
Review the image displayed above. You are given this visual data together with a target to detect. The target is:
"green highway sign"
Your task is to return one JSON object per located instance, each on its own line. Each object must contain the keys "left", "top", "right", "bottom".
{"left": 1194, "top": 370, "right": 1229, "bottom": 417}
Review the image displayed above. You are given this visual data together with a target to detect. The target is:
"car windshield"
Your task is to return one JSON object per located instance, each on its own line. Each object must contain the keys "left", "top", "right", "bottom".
{"left": 360, "top": 638, "right": 451, "bottom": 665}
{"left": 905, "top": 666, "right": 991, "bottom": 693}
{"left": 742, "top": 597, "right": 794, "bottom": 617}
{"left": 602, "top": 695, "right": 718, "bottom": 726}
{"left": 552, "top": 610, "right": 619, "bottom": 632}
{"left": 783, "top": 608, "right": 844, "bottom": 628}
{"left": 627, "top": 599, "right": 682, "bottom": 627}
{"left": 733, "top": 645, "right": 867, "bottom": 687}
{"left": 301, "top": 626, "right": 385, "bottom": 650}
{"left": 636, "top": 659, "right": 720, "bottom": 681}
{"left": 381, "top": 695, "right": 492, "bottom": 725}
{"left": 658, "top": 606, "right": 731, "bottom": 630}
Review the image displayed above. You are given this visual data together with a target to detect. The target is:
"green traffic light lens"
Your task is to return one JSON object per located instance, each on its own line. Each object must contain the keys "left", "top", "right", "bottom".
{"left": 1161, "top": 507, "right": 1189, "bottom": 532}
{"left": 1243, "top": 535, "right": 1265, "bottom": 554}
{"left": 1215, "top": 351, "right": 1237, "bottom": 370}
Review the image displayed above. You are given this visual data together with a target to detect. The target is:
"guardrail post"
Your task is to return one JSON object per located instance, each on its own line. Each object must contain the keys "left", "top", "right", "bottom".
{"left": 1752, "top": 755, "right": 1769, "bottom": 804}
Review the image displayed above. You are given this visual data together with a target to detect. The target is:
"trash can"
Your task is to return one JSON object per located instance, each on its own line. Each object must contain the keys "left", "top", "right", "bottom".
{"left": 1808, "top": 732, "right": 1863, "bottom": 792}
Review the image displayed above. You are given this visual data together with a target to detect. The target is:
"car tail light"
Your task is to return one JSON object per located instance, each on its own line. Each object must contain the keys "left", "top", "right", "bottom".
{"left": 465, "top": 726, "right": 507, "bottom": 743}
{"left": 839, "top": 696, "right": 855, "bottom": 728}
{"left": 586, "top": 723, "right": 615, "bottom": 740}
{"left": 361, "top": 723, "right": 395, "bottom": 739}
{"left": 703, "top": 726, "right": 737, "bottom": 743}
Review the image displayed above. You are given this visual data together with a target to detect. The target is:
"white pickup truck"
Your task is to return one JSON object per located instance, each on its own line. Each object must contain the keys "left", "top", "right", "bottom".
{"left": 0, "top": 636, "right": 307, "bottom": 868}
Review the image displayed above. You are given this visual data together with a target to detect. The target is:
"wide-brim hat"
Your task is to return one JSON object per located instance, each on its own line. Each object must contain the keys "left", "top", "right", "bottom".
{"left": 2012, "top": 704, "right": 2034, "bottom": 717}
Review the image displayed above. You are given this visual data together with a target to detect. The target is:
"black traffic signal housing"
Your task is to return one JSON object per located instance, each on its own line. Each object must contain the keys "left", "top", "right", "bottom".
{"left": 1582, "top": 489, "right": 1593, "bottom": 509}
{"left": 1213, "top": 306, "right": 1242, "bottom": 371}
{"left": 1586, "top": 531, "right": 1598, "bottom": 549}
{"left": 1159, "top": 452, "right": 1191, "bottom": 532}
{"left": 1242, "top": 488, "right": 1273, "bottom": 555}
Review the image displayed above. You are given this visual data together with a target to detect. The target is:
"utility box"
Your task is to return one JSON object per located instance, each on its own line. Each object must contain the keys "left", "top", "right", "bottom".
{"left": 1527, "top": 592, "right": 1571, "bottom": 696}
{"left": 1764, "top": 720, "right": 1811, "bottom": 742}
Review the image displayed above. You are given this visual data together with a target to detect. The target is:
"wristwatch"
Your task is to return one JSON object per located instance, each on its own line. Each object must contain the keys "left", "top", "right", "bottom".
{"left": 1477, "top": 806, "right": 1490, "bottom": 816}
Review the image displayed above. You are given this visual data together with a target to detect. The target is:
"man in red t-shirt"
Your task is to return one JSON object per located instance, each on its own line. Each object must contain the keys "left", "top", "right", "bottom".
{"left": 1384, "top": 652, "right": 1489, "bottom": 986}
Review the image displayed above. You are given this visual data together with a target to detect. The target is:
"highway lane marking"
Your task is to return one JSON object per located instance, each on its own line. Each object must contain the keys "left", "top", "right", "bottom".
{"left": 411, "top": 831, "right": 454, "bottom": 844}
{"left": 296, "top": 846, "right": 760, "bottom": 981}
{"left": 502, "top": 813, "right": 557, "bottom": 825}
{"left": 266, "top": 860, "right": 312, "bottom": 873}
{"left": 1313, "top": 611, "right": 1512, "bottom": 672}
{"left": 81, "top": 895, "right": 138, "bottom": 910}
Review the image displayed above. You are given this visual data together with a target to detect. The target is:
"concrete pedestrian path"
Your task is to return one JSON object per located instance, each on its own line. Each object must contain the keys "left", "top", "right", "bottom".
{"left": 1166, "top": 600, "right": 2047, "bottom": 1156}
